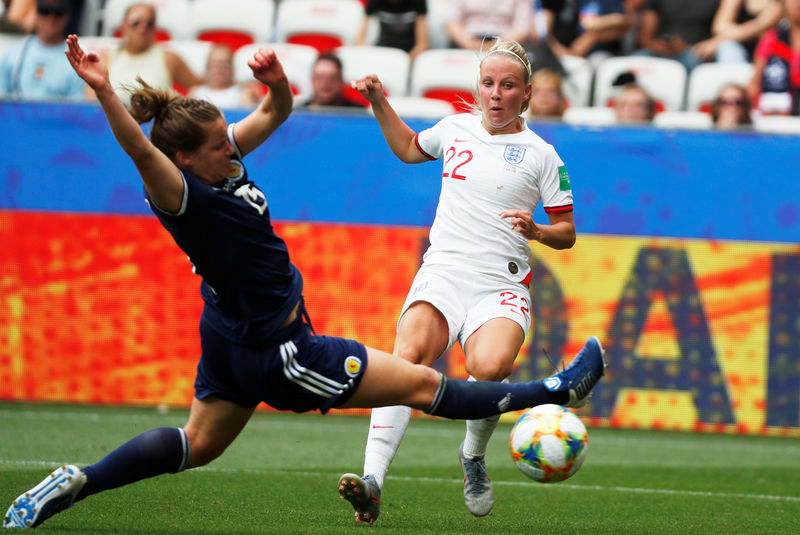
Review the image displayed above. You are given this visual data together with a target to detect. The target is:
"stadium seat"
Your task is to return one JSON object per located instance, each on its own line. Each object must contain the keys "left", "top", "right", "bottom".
{"left": 409, "top": 48, "right": 480, "bottom": 112}
{"left": 335, "top": 45, "right": 411, "bottom": 101}
{"left": 75, "top": 35, "right": 121, "bottom": 56}
{"left": 379, "top": 96, "right": 456, "bottom": 119}
{"left": 686, "top": 62, "right": 754, "bottom": 112}
{"left": 162, "top": 40, "right": 213, "bottom": 80}
{"left": 752, "top": 115, "right": 800, "bottom": 134}
{"left": 233, "top": 42, "right": 319, "bottom": 98}
{"left": 427, "top": 0, "right": 456, "bottom": 49}
{"left": 274, "top": 0, "right": 364, "bottom": 54}
{"left": 652, "top": 110, "right": 713, "bottom": 130}
{"left": 562, "top": 106, "right": 616, "bottom": 126}
{"left": 559, "top": 55, "right": 593, "bottom": 108}
{"left": 188, "top": 0, "right": 275, "bottom": 52}
{"left": 101, "top": 0, "right": 191, "bottom": 41}
{"left": 77, "top": 0, "right": 103, "bottom": 36}
{"left": 593, "top": 55, "right": 687, "bottom": 111}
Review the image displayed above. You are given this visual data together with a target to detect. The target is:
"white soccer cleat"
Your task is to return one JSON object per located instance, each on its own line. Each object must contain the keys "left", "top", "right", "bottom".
{"left": 4, "top": 465, "right": 86, "bottom": 529}
{"left": 338, "top": 473, "right": 381, "bottom": 525}
{"left": 459, "top": 442, "right": 494, "bottom": 517}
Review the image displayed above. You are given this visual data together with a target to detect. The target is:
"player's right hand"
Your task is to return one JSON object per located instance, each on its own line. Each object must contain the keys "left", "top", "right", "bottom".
{"left": 64, "top": 35, "right": 110, "bottom": 92}
{"left": 351, "top": 74, "right": 385, "bottom": 105}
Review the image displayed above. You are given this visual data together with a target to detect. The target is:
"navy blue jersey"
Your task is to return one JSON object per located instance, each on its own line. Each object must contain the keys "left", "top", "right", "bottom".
{"left": 147, "top": 123, "right": 303, "bottom": 345}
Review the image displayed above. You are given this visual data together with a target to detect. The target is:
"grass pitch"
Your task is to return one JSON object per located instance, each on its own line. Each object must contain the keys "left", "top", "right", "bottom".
{"left": 1, "top": 402, "right": 799, "bottom": 534}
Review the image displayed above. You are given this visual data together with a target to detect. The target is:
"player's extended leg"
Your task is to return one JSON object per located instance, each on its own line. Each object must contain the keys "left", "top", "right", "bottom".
{"left": 340, "top": 302, "right": 449, "bottom": 525}
{"left": 459, "top": 317, "right": 525, "bottom": 517}
{"left": 4, "top": 397, "right": 254, "bottom": 529}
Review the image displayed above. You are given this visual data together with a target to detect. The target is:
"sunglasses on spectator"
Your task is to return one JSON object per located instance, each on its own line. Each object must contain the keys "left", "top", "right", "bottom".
{"left": 37, "top": 8, "right": 66, "bottom": 16}
{"left": 717, "top": 98, "right": 745, "bottom": 107}
{"left": 127, "top": 18, "right": 156, "bottom": 29}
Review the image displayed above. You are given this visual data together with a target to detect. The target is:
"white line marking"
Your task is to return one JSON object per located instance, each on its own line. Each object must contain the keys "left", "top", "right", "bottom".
{"left": 2, "top": 459, "right": 798, "bottom": 503}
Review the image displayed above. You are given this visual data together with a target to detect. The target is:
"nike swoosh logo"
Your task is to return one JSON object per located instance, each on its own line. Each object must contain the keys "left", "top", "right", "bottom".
{"left": 371, "top": 425, "right": 394, "bottom": 429}
{"left": 454, "top": 138, "right": 469, "bottom": 142}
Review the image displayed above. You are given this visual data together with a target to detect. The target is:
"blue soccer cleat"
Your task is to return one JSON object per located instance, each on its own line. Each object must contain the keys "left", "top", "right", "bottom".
{"left": 4, "top": 465, "right": 86, "bottom": 529}
{"left": 338, "top": 473, "right": 381, "bottom": 525}
{"left": 544, "top": 336, "right": 606, "bottom": 408}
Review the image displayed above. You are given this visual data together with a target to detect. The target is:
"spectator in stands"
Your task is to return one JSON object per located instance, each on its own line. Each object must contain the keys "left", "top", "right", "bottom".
{"left": 634, "top": 0, "right": 719, "bottom": 72}
{"left": 297, "top": 52, "right": 362, "bottom": 108}
{"left": 189, "top": 44, "right": 261, "bottom": 110}
{"left": 748, "top": 0, "right": 800, "bottom": 115}
{"left": 693, "top": 0, "right": 784, "bottom": 63}
{"left": 711, "top": 83, "right": 754, "bottom": 127}
{"left": 527, "top": 68, "right": 566, "bottom": 118}
{"left": 104, "top": 2, "right": 201, "bottom": 105}
{"left": 1, "top": 0, "right": 83, "bottom": 36}
{"left": 614, "top": 82, "right": 655, "bottom": 123}
{"left": 545, "top": 0, "right": 633, "bottom": 67}
{"left": 0, "top": 0, "right": 84, "bottom": 100}
{"left": 445, "top": 0, "right": 534, "bottom": 51}
{"left": 355, "top": 0, "right": 429, "bottom": 62}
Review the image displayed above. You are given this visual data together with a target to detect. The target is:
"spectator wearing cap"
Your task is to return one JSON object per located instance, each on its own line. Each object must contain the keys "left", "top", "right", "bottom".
{"left": 0, "top": 0, "right": 85, "bottom": 100}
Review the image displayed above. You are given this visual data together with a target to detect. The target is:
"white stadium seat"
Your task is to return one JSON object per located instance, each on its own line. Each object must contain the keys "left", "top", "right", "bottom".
{"left": 559, "top": 55, "right": 593, "bottom": 108}
{"left": 334, "top": 45, "right": 411, "bottom": 97}
{"left": 75, "top": 36, "right": 121, "bottom": 56}
{"left": 427, "top": 0, "right": 456, "bottom": 50}
{"left": 686, "top": 62, "right": 754, "bottom": 112}
{"left": 162, "top": 39, "right": 213, "bottom": 79}
{"left": 652, "top": 110, "right": 714, "bottom": 130}
{"left": 274, "top": 0, "right": 364, "bottom": 54}
{"left": 752, "top": 115, "right": 800, "bottom": 135}
{"left": 562, "top": 106, "right": 616, "bottom": 126}
{"left": 188, "top": 0, "right": 275, "bottom": 51}
{"left": 380, "top": 96, "right": 456, "bottom": 119}
{"left": 409, "top": 48, "right": 479, "bottom": 111}
{"left": 233, "top": 42, "right": 319, "bottom": 98}
{"left": 593, "top": 55, "right": 687, "bottom": 111}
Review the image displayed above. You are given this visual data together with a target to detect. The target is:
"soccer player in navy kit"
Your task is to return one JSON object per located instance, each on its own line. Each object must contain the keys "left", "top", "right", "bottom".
{"left": 3, "top": 36, "right": 606, "bottom": 529}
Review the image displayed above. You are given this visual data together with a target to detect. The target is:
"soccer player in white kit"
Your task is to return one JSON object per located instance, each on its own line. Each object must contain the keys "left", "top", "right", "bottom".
{"left": 338, "top": 39, "right": 596, "bottom": 524}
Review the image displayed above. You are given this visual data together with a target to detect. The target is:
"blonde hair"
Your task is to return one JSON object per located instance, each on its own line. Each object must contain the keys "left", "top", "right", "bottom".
{"left": 475, "top": 39, "right": 533, "bottom": 114}
{"left": 128, "top": 77, "right": 222, "bottom": 160}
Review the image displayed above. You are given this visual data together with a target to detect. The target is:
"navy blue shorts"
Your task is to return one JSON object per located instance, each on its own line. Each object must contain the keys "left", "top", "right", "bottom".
{"left": 195, "top": 312, "right": 368, "bottom": 413}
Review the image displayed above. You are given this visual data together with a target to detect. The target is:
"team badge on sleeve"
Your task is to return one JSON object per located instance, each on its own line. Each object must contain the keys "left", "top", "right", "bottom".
{"left": 558, "top": 166, "right": 571, "bottom": 191}
{"left": 344, "top": 356, "right": 362, "bottom": 377}
{"left": 227, "top": 161, "right": 245, "bottom": 180}
{"left": 504, "top": 145, "right": 526, "bottom": 165}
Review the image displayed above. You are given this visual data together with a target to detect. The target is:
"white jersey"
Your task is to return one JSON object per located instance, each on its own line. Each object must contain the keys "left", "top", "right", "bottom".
{"left": 414, "top": 113, "right": 573, "bottom": 283}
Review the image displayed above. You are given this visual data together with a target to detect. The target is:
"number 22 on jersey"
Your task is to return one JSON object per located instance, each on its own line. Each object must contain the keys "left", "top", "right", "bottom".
{"left": 442, "top": 146, "right": 473, "bottom": 181}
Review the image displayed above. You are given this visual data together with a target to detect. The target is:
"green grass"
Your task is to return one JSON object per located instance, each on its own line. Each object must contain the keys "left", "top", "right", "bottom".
{"left": 1, "top": 402, "right": 799, "bottom": 534}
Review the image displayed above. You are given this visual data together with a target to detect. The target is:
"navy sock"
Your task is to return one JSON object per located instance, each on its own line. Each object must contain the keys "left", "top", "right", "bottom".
{"left": 77, "top": 427, "right": 189, "bottom": 501}
{"left": 426, "top": 375, "right": 569, "bottom": 419}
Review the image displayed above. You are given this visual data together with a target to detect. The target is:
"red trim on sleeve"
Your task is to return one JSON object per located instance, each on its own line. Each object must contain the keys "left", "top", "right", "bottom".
{"left": 414, "top": 133, "right": 436, "bottom": 161}
{"left": 544, "top": 204, "right": 573, "bottom": 214}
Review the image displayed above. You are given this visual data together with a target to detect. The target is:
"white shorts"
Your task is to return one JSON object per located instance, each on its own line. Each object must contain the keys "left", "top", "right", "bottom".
{"left": 398, "top": 264, "right": 532, "bottom": 350}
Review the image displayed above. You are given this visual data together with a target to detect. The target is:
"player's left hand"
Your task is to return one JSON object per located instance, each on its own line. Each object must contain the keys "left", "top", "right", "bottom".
{"left": 248, "top": 48, "right": 288, "bottom": 88}
{"left": 500, "top": 209, "right": 540, "bottom": 241}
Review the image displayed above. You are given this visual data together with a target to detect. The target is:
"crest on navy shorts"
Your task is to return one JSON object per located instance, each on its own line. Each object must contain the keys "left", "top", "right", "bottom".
{"left": 345, "top": 356, "right": 362, "bottom": 377}
{"left": 504, "top": 145, "right": 526, "bottom": 165}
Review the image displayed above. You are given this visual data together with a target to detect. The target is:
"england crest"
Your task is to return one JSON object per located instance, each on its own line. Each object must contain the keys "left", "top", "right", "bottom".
{"left": 504, "top": 145, "right": 526, "bottom": 165}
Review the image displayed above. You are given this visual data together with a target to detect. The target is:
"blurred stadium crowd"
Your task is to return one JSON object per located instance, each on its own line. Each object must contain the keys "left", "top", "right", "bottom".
{"left": 1, "top": 0, "right": 799, "bottom": 133}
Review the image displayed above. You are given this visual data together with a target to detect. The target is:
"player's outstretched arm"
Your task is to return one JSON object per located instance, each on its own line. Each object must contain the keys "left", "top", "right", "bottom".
{"left": 233, "top": 48, "right": 293, "bottom": 157}
{"left": 64, "top": 35, "right": 183, "bottom": 212}
{"left": 352, "top": 74, "right": 428, "bottom": 164}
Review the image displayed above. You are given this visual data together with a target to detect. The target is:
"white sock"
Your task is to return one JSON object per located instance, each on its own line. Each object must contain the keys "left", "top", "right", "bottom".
{"left": 462, "top": 376, "right": 504, "bottom": 458}
{"left": 363, "top": 405, "right": 412, "bottom": 490}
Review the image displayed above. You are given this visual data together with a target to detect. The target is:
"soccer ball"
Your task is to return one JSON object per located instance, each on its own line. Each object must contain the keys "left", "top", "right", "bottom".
{"left": 509, "top": 404, "right": 588, "bottom": 483}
